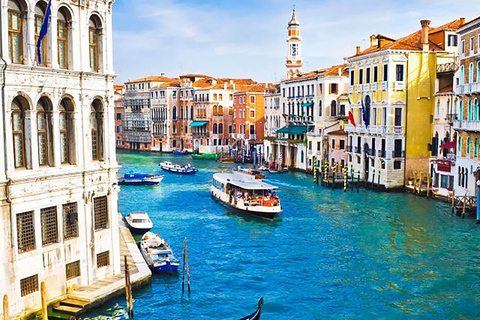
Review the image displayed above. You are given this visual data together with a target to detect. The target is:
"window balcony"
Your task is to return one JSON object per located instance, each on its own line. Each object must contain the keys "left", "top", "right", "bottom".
{"left": 363, "top": 84, "right": 370, "bottom": 91}
{"left": 249, "top": 134, "right": 257, "bottom": 140}
{"left": 393, "top": 126, "right": 403, "bottom": 134}
{"left": 356, "top": 84, "right": 362, "bottom": 92}
{"left": 459, "top": 82, "right": 480, "bottom": 95}
{"left": 381, "top": 81, "right": 388, "bottom": 91}
{"left": 394, "top": 81, "right": 405, "bottom": 91}
{"left": 347, "top": 145, "right": 353, "bottom": 152}
{"left": 447, "top": 113, "right": 457, "bottom": 123}
{"left": 355, "top": 146, "right": 362, "bottom": 154}
{"left": 392, "top": 150, "right": 405, "bottom": 158}
{"left": 348, "top": 86, "right": 354, "bottom": 93}
{"left": 371, "top": 83, "right": 377, "bottom": 91}
{"left": 453, "top": 120, "right": 480, "bottom": 132}
{"left": 378, "top": 150, "right": 386, "bottom": 158}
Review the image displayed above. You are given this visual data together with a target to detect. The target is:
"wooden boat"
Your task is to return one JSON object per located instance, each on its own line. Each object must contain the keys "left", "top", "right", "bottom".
{"left": 234, "top": 167, "right": 265, "bottom": 179}
{"left": 173, "top": 150, "right": 189, "bottom": 155}
{"left": 118, "top": 173, "right": 164, "bottom": 185}
{"left": 192, "top": 153, "right": 217, "bottom": 160}
{"left": 220, "top": 156, "right": 235, "bottom": 163}
{"left": 123, "top": 212, "right": 153, "bottom": 234}
{"left": 239, "top": 297, "right": 263, "bottom": 320}
{"left": 159, "top": 161, "right": 198, "bottom": 175}
{"left": 139, "top": 232, "right": 179, "bottom": 273}
{"left": 211, "top": 172, "right": 282, "bottom": 220}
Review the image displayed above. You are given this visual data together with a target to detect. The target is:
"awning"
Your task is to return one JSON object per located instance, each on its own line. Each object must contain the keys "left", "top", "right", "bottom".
{"left": 440, "top": 139, "right": 456, "bottom": 150}
{"left": 189, "top": 121, "right": 208, "bottom": 127}
{"left": 302, "top": 102, "right": 314, "bottom": 107}
{"left": 276, "top": 125, "right": 313, "bottom": 135}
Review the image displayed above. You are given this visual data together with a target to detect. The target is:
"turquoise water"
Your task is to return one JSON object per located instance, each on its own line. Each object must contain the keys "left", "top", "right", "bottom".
{"left": 83, "top": 150, "right": 480, "bottom": 319}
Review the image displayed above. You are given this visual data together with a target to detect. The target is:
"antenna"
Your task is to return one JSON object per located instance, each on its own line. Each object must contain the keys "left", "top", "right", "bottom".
{"left": 293, "top": 4, "right": 295, "bottom": 12}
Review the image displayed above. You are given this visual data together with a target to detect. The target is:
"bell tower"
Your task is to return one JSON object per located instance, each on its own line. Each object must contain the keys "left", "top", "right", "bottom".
{"left": 286, "top": 7, "right": 303, "bottom": 79}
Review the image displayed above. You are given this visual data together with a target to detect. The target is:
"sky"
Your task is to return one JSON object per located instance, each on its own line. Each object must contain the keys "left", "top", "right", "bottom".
{"left": 112, "top": 0, "right": 479, "bottom": 84}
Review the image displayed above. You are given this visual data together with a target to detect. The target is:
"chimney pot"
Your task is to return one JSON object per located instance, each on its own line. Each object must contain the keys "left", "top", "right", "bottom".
{"left": 356, "top": 46, "right": 361, "bottom": 55}
{"left": 460, "top": 17, "right": 466, "bottom": 24}
{"left": 420, "top": 20, "right": 431, "bottom": 51}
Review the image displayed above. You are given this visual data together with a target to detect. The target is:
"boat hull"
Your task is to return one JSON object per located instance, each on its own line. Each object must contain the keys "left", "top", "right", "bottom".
{"left": 123, "top": 216, "right": 152, "bottom": 234}
{"left": 192, "top": 153, "right": 217, "bottom": 160}
{"left": 173, "top": 150, "right": 189, "bottom": 155}
{"left": 118, "top": 180, "right": 160, "bottom": 186}
{"left": 153, "top": 262, "right": 179, "bottom": 273}
{"left": 161, "top": 167, "right": 198, "bottom": 175}
{"left": 211, "top": 188, "right": 280, "bottom": 220}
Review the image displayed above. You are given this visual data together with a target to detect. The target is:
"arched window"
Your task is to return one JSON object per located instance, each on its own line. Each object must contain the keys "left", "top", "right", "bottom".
{"left": 213, "top": 105, "right": 218, "bottom": 115}
{"left": 59, "top": 98, "right": 75, "bottom": 164}
{"left": 218, "top": 123, "right": 223, "bottom": 134}
{"left": 35, "top": 2, "right": 48, "bottom": 66}
{"left": 229, "top": 107, "right": 233, "bottom": 115}
{"left": 330, "top": 100, "right": 337, "bottom": 117}
{"left": 460, "top": 65, "right": 465, "bottom": 85}
{"left": 475, "top": 99, "right": 479, "bottom": 121}
{"left": 172, "top": 106, "right": 177, "bottom": 120}
{"left": 8, "top": 0, "right": 24, "bottom": 64}
{"left": 459, "top": 100, "right": 463, "bottom": 121}
{"left": 90, "top": 100, "right": 104, "bottom": 161}
{"left": 12, "top": 97, "right": 27, "bottom": 168}
{"left": 37, "top": 97, "right": 54, "bottom": 166}
{"left": 89, "top": 16, "right": 102, "bottom": 72}
{"left": 478, "top": 63, "right": 480, "bottom": 84}
{"left": 180, "top": 107, "right": 183, "bottom": 119}
{"left": 57, "top": 8, "right": 71, "bottom": 69}
{"left": 470, "top": 63, "right": 474, "bottom": 84}
{"left": 218, "top": 106, "right": 223, "bottom": 115}
{"left": 468, "top": 99, "right": 473, "bottom": 121}
{"left": 213, "top": 123, "right": 217, "bottom": 134}
{"left": 467, "top": 137, "right": 471, "bottom": 155}
{"left": 465, "top": 168, "right": 469, "bottom": 189}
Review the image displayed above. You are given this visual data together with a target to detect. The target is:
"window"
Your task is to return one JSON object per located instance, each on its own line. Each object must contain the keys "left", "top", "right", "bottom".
{"left": 213, "top": 123, "right": 217, "bottom": 134}
{"left": 359, "top": 69, "right": 364, "bottom": 84}
{"left": 470, "top": 37, "right": 474, "bottom": 54}
{"left": 461, "top": 40, "right": 465, "bottom": 55}
{"left": 350, "top": 70, "right": 354, "bottom": 86}
{"left": 97, "top": 251, "right": 110, "bottom": 268}
{"left": 8, "top": 0, "right": 23, "bottom": 64}
{"left": 373, "top": 66, "right": 378, "bottom": 82}
{"left": 37, "top": 98, "right": 54, "bottom": 167}
{"left": 17, "top": 211, "right": 35, "bottom": 253}
{"left": 66, "top": 261, "right": 81, "bottom": 280}
{"left": 89, "top": 16, "right": 101, "bottom": 72}
{"left": 12, "top": 97, "right": 27, "bottom": 168}
{"left": 250, "top": 110, "right": 255, "bottom": 118}
{"left": 41, "top": 206, "right": 58, "bottom": 246}
{"left": 366, "top": 67, "right": 371, "bottom": 83}
{"left": 330, "top": 100, "right": 337, "bottom": 116}
{"left": 467, "top": 137, "right": 471, "bottom": 155}
{"left": 317, "top": 141, "right": 321, "bottom": 151}
{"left": 57, "top": 8, "right": 70, "bottom": 69}
{"left": 94, "top": 196, "right": 108, "bottom": 230}
{"left": 219, "top": 94, "right": 223, "bottom": 100}
{"left": 91, "top": 100, "right": 104, "bottom": 161}
{"left": 330, "top": 83, "right": 338, "bottom": 94}
{"left": 218, "top": 123, "right": 223, "bottom": 134}
{"left": 218, "top": 106, "right": 223, "bottom": 115}
{"left": 250, "top": 125, "right": 255, "bottom": 135}
{"left": 396, "top": 65, "right": 404, "bottom": 81}
{"left": 447, "top": 34, "right": 458, "bottom": 47}
{"left": 340, "top": 140, "right": 345, "bottom": 150}
{"left": 394, "top": 108, "right": 402, "bottom": 126}
{"left": 440, "top": 175, "right": 449, "bottom": 188}
{"left": 383, "top": 64, "right": 388, "bottom": 81}
{"left": 63, "top": 202, "right": 78, "bottom": 240}
{"left": 20, "top": 275, "right": 38, "bottom": 297}
{"left": 394, "top": 160, "right": 401, "bottom": 170}
{"left": 250, "top": 96, "right": 255, "bottom": 104}
{"left": 331, "top": 139, "right": 336, "bottom": 149}
{"left": 213, "top": 94, "right": 217, "bottom": 100}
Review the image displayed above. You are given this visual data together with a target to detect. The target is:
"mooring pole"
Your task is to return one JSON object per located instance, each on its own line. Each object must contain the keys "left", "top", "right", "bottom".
{"left": 371, "top": 169, "right": 375, "bottom": 190}
{"left": 41, "top": 282, "right": 47, "bottom": 320}
{"left": 343, "top": 165, "right": 347, "bottom": 192}
{"left": 125, "top": 256, "right": 133, "bottom": 317}
{"left": 377, "top": 171, "right": 381, "bottom": 190}
{"left": 357, "top": 170, "right": 360, "bottom": 193}
{"left": 182, "top": 237, "right": 186, "bottom": 293}
{"left": 185, "top": 239, "right": 191, "bottom": 293}
{"left": 3, "top": 294, "right": 9, "bottom": 320}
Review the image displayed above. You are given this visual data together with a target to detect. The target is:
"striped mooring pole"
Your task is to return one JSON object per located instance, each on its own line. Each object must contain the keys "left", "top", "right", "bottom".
{"left": 343, "top": 165, "right": 348, "bottom": 192}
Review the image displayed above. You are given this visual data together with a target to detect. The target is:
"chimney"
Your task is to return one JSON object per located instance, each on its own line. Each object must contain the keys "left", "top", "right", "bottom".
{"left": 230, "top": 79, "right": 233, "bottom": 85}
{"left": 420, "top": 20, "right": 431, "bottom": 51}
{"left": 369, "top": 35, "right": 377, "bottom": 47}
{"left": 460, "top": 17, "right": 466, "bottom": 25}
{"left": 356, "top": 46, "right": 361, "bottom": 55}
{"left": 160, "top": 72, "right": 166, "bottom": 77}
{"left": 224, "top": 82, "right": 228, "bottom": 90}
{"left": 233, "top": 83, "right": 236, "bottom": 90}
{"left": 212, "top": 79, "right": 217, "bottom": 85}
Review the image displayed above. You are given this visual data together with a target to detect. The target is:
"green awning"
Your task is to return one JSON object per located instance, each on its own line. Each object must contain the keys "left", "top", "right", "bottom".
{"left": 189, "top": 121, "right": 208, "bottom": 127}
{"left": 276, "top": 125, "right": 313, "bottom": 135}
{"left": 302, "top": 102, "right": 314, "bottom": 107}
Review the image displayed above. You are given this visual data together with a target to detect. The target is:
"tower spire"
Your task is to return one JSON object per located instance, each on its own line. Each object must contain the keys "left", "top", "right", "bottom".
{"left": 286, "top": 7, "right": 303, "bottom": 79}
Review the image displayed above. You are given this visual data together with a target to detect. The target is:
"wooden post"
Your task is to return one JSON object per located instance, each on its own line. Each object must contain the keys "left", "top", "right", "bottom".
{"left": 377, "top": 171, "right": 381, "bottom": 190}
{"left": 371, "top": 169, "right": 375, "bottom": 190}
{"left": 185, "top": 238, "right": 191, "bottom": 293}
{"left": 426, "top": 173, "right": 431, "bottom": 198}
{"left": 357, "top": 170, "right": 360, "bottom": 193}
{"left": 343, "top": 166, "right": 347, "bottom": 192}
{"left": 419, "top": 172, "right": 423, "bottom": 195}
{"left": 41, "top": 282, "right": 47, "bottom": 320}
{"left": 182, "top": 238, "right": 186, "bottom": 293}
{"left": 3, "top": 294, "right": 9, "bottom": 320}
{"left": 124, "top": 256, "right": 133, "bottom": 317}
{"left": 451, "top": 191, "right": 455, "bottom": 214}
{"left": 462, "top": 198, "right": 466, "bottom": 218}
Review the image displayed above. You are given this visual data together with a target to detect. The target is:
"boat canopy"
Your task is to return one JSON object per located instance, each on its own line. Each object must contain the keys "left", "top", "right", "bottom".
{"left": 124, "top": 173, "right": 149, "bottom": 179}
{"left": 276, "top": 125, "right": 313, "bottom": 135}
{"left": 189, "top": 121, "right": 208, "bottom": 127}
{"left": 213, "top": 173, "right": 278, "bottom": 190}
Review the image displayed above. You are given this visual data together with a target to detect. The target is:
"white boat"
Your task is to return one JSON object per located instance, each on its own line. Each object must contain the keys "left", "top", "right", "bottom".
{"left": 123, "top": 212, "right": 153, "bottom": 234}
{"left": 139, "top": 232, "right": 179, "bottom": 273}
{"left": 211, "top": 172, "right": 282, "bottom": 219}
{"left": 159, "top": 161, "right": 198, "bottom": 175}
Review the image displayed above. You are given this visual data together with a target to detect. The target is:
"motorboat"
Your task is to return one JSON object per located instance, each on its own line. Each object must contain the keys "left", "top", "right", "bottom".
{"left": 211, "top": 172, "right": 282, "bottom": 220}
{"left": 139, "top": 232, "right": 179, "bottom": 273}
{"left": 239, "top": 297, "right": 263, "bottom": 320}
{"left": 192, "top": 153, "right": 217, "bottom": 160}
{"left": 220, "top": 156, "right": 235, "bottom": 163}
{"left": 173, "top": 150, "right": 189, "bottom": 155}
{"left": 118, "top": 173, "right": 164, "bottom": 186}
{"left": 123, "top": 212, "right": 153, "bottom": 234}
{"left": 268, "top": 168, "right": 288, "bottom": 174}
{"left": 159, "top": 161, "right": 198, "bottom": 175}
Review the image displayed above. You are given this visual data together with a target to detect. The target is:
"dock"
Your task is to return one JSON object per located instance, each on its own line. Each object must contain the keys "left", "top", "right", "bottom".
{"left": 45, "top": 216, "right": 152, "bottom": 319}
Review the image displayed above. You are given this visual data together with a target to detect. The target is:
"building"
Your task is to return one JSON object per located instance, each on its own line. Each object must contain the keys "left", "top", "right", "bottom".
{"left": 114, "top": 85, "right": 126, "bottom": 148}
{"left": 286, "top": 8, "right": 303, "bottom": 79}
{"left": 345, "top": 19, "right": 465, "bottom": 189}
{"left": 453, "top": 16, "right": 480, "bottom": 197}
{"left": 0, "top": 0, "right": 120, "bottom": 318}
{"left": 328, "top": 129, "right": 348, "bottom": 167}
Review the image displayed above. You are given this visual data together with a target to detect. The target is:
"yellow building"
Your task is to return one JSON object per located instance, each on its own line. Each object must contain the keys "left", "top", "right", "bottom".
{"left": 345, "top": 19, "right": 464, "bottom": 188}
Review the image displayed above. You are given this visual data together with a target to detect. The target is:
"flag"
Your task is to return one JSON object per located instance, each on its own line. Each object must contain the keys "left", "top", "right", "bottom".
{"left": 348, "top": 111, "right": 356, "bottom": 126}
{"left": 347, "top": 97, "right": 356, "bottom": 126}
{"left": 361, "top": 98, "right": 369, "bottom": 127}
{"left": 36, "top": 0, "right": 52, "bottom": 65}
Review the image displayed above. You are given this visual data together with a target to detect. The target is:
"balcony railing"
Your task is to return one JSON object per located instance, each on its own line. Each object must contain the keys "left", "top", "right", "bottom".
{"left": 347, "top": 145, "right": 353, "bottom": 152}
{"left": 381, "top": 81, "right": 388, "bottom": 91}
{"left": 394, "top": 81, "right": 405, "bottom": 91}
{"left": 355, "top": 146, "right": 362, "bottom": 154}
{"left": 378, "top": 150, "right": 386, "bottom": 158}
{"left": 371, "top": 83, "right": 377, "bottom": 91}
{"left": 453, "top": 120, "right": 480, "bottom": 131}
{"left": 363, "top": 84, "right": 370, "bottom": 91}
{"left": 392, "top": 150, "right": 405, "bottom": 158}
{"left": 458, "top": 82, "right": 480, "bottom": 95}
{"left": 356, "top": 84, "right": 362, "bottom": 92}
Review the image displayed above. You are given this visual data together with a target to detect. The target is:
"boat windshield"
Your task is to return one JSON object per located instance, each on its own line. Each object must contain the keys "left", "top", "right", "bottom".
{"left": 132, "top": 219, "right": 149, "bottom": 223}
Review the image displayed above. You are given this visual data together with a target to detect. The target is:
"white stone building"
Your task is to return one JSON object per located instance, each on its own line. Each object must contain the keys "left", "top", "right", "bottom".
{"left": 0, "top": 0, "right": 120, "bottom": 318}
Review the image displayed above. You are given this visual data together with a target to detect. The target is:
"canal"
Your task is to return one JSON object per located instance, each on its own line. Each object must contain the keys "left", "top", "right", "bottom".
{"left": 83, "top": 150, "right": 480, "bottom": 319}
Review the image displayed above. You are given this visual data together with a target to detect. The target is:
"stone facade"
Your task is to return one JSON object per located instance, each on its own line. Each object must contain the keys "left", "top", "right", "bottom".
{"left": 0, "top": 0, "right": 120, "bottom": 318}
